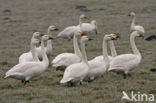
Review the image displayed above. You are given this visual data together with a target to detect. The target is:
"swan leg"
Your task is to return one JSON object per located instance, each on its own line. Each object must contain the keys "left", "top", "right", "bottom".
{"left": 123, "top": 73, "right": 127, "bottom": 79}
{"left": 21, "top": 80, "right": 25, "bottom": 84}
{"left": 24, "top": 80, "right": 30, "bottom": 85}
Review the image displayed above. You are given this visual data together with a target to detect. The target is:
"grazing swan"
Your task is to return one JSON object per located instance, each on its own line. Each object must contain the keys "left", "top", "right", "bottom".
{"left": 36, "top": 25, "right": 58, "bottom": 60}
{"left": 5, "top": 35, "right": 53, "bottom": 85}
{"left": 57, "top": 14, "right": 87, "bottom": 39}
{"left": 92, "top": 33, "right": 119, "bottom": 62}
{"left": 52, "top": 30, "right": 83, "bottom": 67}
{"left": 77, "top": 20, "right": 98, "bottom": 35}
{"left": 19, "top": 32, "right": 44, "bottom": 63}
{"left": 108, "top": 31, "right": 144, "bottom": 78}
{"left": 60, "top": 36, "right": 92, "bottom": 84}
{"left": 129, "top": 12, "right": 145, "bottom": 35}
{"left": 87, "top": 34, "right": 118, "bottom": 80}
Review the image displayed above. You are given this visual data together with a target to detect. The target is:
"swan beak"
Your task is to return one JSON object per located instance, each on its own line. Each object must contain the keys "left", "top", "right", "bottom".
{"left": 87, "top": 36, "right": 93, "bottom": 41}
{"left": 39, "top": 33, "right": 44, "bottom": 36}
{"left": 115, "top": 33, "right": 120, "bottom": 38}
{"left": 128, "top": 14, "right": 131, "bottom": 16}
{"left": 38, "top": 40, "right": 41, "bottom": 44}
{"left": 48, "top": 36, "right": 53, "bottom": 39}
{"left": 138, "top": 33, "right": 144, "bottom": 39}
{"left": 54, "top": 27, "right": 59, "bottom": 31}
{"left": 84, "top": 16, "right": 88, "bottom": 19}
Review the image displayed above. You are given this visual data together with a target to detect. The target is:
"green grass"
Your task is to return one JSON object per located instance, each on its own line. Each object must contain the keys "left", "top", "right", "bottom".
{"left": 0, "top": 0, "right": 156, "bottom": 103}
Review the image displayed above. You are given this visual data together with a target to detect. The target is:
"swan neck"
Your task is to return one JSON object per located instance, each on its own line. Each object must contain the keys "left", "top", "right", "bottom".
{"left": 73, "top": 34, "right": 82, "bottom": 59}
{"left": 79, "top": 18, "right": 82, "bottom": 27}
{"left": 131, "top": 16, "right": 136, "bottom": 30}
{"left": 41, "top": 40, "right": 49, "bottom": 66}
{"left": 103, "top": 39, "right": 109, "bottom": 62}
{"left": 130, "top": 32, "right": 141, "bottom": 56}
{"left": 46, "top": 40, "right": 52, "bottom": 56}
{"left": 109, "top": 41, "right": 117, "bottom": 57}
{"left": 80, "top": 39, "right": 88, "bottom": 65}
{"left": 31, "top": 41, "right": 39, "bottom": 61}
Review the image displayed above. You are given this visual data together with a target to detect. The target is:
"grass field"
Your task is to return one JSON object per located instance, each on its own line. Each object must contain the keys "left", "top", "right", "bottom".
{"left": 0, "top": 0, "right": 156, "bottom": 103}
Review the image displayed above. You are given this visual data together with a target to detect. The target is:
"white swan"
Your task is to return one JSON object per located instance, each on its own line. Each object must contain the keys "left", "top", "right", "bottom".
{"left": 77, "top": 20, "right": 98, "bottom": 35}
{"left": 57, "top": 14, "right": 87, "bottom": 39}
{"left": 87, "top": 34, "right": 118, "bottom": 80}
{"left": 36, "top": 25, "right": 58, "bottom": 60}
{"left": 92, "top": 33, "right": 119, "bottom": 62}
{"left": 108, "top": 31, "right": 144, "bottom": 78}
{"left": 5, "top": 35, "right": 53, "bottom": 85}
{"left": 129, "top": 12, "right": 145, "bottom": 34}
{"left": 60, "top": 36, "right": 92, "bottom": 84}
{"left": 19, "top": 32, "right": 44, "bottom": 63}
{"left": 52, "top": 30, "right": 83, "bottom": 67}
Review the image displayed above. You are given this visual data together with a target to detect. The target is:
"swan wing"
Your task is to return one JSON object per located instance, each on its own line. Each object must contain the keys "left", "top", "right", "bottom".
{"left": 19, "top": 52, "right": 34, "bottom": 63}
{"left": 57, "top": 26, "right": 79, "bottom": 38}
{"left": 134, "top": 25, "right": 145, "bottom": 34}
{"left": 52, "top": 53, "right": 81, "bottom": 67}
{"left": 5, "top": 62, "right": 43, "bottom": 78}
{"left": 108, "top": 54, "right": 141, "bottom": 72}
{"left": 61, "top": 63, "right": 88, "bottom": 83}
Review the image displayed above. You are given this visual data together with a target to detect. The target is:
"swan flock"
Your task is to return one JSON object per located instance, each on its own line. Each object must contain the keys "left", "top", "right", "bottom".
{"left": 5, "top": 12, "right": 145, "bottom": 86}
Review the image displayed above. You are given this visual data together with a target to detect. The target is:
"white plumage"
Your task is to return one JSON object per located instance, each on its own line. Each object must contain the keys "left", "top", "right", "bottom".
{"left": 52, "top": 30, "right": 83, "bottom": 67}
{"left": 77, "top": 20, "right": 98, "bottom": 35}
{"left": 57, "top": 14, "right": 87, "bottom": 39}
{"left": 108, "top": 31, "right": 143, "bottom": 78}
{"left": 5, "top": 35, "right": 52, "bottom": 85}
{"left": 19, "top": 32, "right": 43, "bottom": 63}
{"left": 60, "top": 36, "right": 91, "bottom": 84}
{"left": 129, "top": 12, "right": 145, "bottom": 35}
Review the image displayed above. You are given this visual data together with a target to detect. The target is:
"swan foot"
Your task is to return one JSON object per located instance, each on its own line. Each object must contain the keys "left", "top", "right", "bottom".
{"left": 80, "top": 81, "right": 82, "bottom": 85}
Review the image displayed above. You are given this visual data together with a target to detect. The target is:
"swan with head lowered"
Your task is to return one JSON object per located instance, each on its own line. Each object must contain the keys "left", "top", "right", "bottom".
{"left": 36, "top": 25, "right": 58, "bottom": 60}
{"left": 108, "top": 31, "right": 144, "bottom": 78}
{"left": 19, "top": 32, "right": 44, "bottom": 63}
{"left": 57, "top": 14, "right": 87, "bottom": 39}
{"left": 92, "top": 33, "right": 120, "bottom": 62}
{"left": 5, "top": 35, "right": 53, "bottom": 85}
{"left": 129, "top": 12, "right": 145, "bottom": 35}
{"left": 86, "top": 34, "right": 118, "bottom": 81}
{"left": 60, "top": 36, "right": 92, "bottom": 85}
{"left": 52, "top": 30, "right": 83, "bottom": 67}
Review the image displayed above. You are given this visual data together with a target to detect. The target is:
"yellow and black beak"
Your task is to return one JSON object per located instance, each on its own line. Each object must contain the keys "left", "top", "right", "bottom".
{"left": 138, "top": 33, "right": 144, "bottom": 39}
{"left": 84, "top": 16, "right": 88, "bottom": 19}
{"left": 87, "top": 36, "right": 93, "bottom": 41}
{"left": 54, "top": 26, "right": 59, "bottom": 31}
{"left": 48, "top": 36, "right": 53, "bottom": 39}
{"left": 38, "top": 40, "right": 41, "bottom": 44}
{"left": 39, "top": 33, "right": 44, "bottom": 36}
{"left": 109, "top": 36, "right": 116, "bottom": 40}
{"left": 115, "top": 33, "right": 120, "bottom": 38}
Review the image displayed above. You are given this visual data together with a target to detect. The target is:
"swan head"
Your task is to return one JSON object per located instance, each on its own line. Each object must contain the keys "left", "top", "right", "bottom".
{"left": 80, "top": 14, "right": 88, "bottom": 19}
{"left": 129, "top": 12, "right": 136, "bottom": 16}
{"left": 32, "top": 39, "right": 41, "bottom": 45}
{"left": 74, "top": 30, "right": 84, "bottom": 36}
{"left": 104, "top": 34, "right": 116, "bottom": 41}
{"left": 33, "top": 32, "right": 44, "bottom": 38}
{"left": 42, "top": 35, "right": 53, "bottom": 41}
{"left": 48, "top": 25, "right": 59, "bottom": 31}
{"left": 137, "top": 32, "right": 144, "bottom": 39}
{"left": 81, "top": 36, "right": 93, "bottom": 42}
{"left": 110, "top": 33, "right": 120, "bottom": 38}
